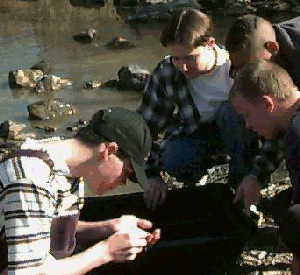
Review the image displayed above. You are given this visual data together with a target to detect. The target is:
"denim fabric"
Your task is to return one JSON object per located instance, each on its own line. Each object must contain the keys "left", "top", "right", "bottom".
{"left": 160, "top": 101, "right": 259, "bottom": 187}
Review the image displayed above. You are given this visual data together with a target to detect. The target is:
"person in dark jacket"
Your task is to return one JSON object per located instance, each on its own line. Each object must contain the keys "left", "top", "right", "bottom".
{"left": 229, "top": 59, "right": 300, "bottom": 274}
{"left": 225, "top": 15, "right": 300, "bottom": 212}
{"left": 226, "top": 15, "right": 300, "bottom": 88}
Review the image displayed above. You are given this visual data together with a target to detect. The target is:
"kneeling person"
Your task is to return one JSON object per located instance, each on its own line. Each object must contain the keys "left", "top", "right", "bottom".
{"left": 0, "top": 107, "right": 160, "bottom": 275}
{"left": 229, "top": 59, "right": 300, "bottom": 274}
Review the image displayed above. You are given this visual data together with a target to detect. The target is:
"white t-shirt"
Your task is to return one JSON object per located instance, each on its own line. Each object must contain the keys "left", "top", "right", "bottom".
{"left": 188, "top": 45, "right": 234, "bottom": 122}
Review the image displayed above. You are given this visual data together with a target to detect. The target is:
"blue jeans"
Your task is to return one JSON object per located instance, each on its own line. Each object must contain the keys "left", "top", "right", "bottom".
{"left": 160, "top": 101, "right": 259, "bottom": 187}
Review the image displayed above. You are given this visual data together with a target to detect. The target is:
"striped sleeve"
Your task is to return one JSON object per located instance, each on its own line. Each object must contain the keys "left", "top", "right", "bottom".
{"left": 0, "top": 158, "right": 56, "bottom": 274}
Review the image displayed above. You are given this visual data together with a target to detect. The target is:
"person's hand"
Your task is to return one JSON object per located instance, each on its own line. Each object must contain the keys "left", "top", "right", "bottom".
{"left": 136, "top": 218, "right": 161, "bottom": 246}
{"left": 103, "top": 227, "right": 150, "bottom": 262}
{"left": 233, "top": 175, "right": 261, "bottom": 216}
{"left": 112, "top": 216, "right": 161, "bottom": 246}
{"left": 143, "top": 176, "right": 167, "bottom": 211}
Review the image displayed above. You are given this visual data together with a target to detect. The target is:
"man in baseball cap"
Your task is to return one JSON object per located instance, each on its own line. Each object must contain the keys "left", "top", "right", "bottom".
{"left": 0, "top": 106, "right": 159, "bottom": 275}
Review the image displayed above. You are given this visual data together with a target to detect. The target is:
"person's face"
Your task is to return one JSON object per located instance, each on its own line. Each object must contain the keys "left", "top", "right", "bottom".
{"left": 83, "top": 154, "right": 134, "bottom": 195}
{"left": 168, "top": 42, "right": 214, "bottom": 79}
{"left": 231, "top": 94, "right": 277, "bottom": 139}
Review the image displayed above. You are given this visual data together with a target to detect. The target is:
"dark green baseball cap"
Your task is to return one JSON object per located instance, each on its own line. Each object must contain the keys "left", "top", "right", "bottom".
{"left": 91, "top": 107, "right": 152, "bottom": 190}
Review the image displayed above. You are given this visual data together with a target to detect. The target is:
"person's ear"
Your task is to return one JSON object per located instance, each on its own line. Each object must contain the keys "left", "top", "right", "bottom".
{"left": 98, "top": 143, "right": 109, "bottom": 161}
{"left": 265, "top": 41, "right": 279, "bottom": 55}
{"left": 207, "top": 37, "right": 216, "bottom": 48}
{"left": 262, "top": 95, "right": 276, "bottom": 113}
{"left": 106, "top": 142, "right": 118, "bottom": 156}
{"left": 97, "top": 142, "right": 118, "bottom": 161}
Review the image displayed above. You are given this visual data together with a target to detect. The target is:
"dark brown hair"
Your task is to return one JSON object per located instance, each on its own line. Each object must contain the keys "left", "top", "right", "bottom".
{"left": 160, "top": 9, "right": 214, "bottom": 48}
{"left": 226, "top": 14, "right": 275, "bottom": 53}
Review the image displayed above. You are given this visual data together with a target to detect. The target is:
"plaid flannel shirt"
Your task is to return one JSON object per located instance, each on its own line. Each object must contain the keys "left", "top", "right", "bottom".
{"left": 137, "top": 55, "right": 284, "bottom": 184}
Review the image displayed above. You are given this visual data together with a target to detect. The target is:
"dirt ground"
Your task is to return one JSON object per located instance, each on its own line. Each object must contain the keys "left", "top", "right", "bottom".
{"left": 207, "top": 162, "right": 293, "bottom": 275}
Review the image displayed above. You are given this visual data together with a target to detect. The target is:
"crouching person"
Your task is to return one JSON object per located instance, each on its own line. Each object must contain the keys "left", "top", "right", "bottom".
{"left": 229, "top": 59, "right": 300, "bottom": 274}
{"left": 0, "top": 107, "right": 160, "bottom": 275}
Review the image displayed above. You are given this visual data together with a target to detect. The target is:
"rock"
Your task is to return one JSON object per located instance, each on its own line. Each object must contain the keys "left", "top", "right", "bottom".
{"left": 30, "top": 60, "right": 52, "bottom": 74}
{"left": 35, "top": 75, "right": 72, "bottom": 93}
{"left": 78, "top": 119, "right": 87, "bottom": 125}
{"left": 105, "top": 37, "right": 137, "bottom": 50}
{"left": 66, "top": 126, "right": 79, "bottom": 132}
{"left": 117, "top": 65, "right": 150, "bottom": 91}
{"left": 8, "top": 69, "right": 43, "bottom": 89}
{"left": 125, "top": 0, "right": 201, "bottom": 23}
{"left": 114, "top": 0, "right": 140, "bottom": 6}
{"left": 73, "top": 29, "right": 97, "bottom": 44}
{"left": 84, "top": 80, "right": 102, "bottom": 89}
{"left": 255, "top": 1, "right": 291, "bottom": 15}
{"left": 0, "top": 120, "right": 26, "bottom": 140}
{"left": 224, "top": 1, "right": 257, "bottom": 15}
{"left": 291, "top": 5, "right": 300, "bottom": 13}
{"left": 27, "top": 99, "right": 76, "bottom": 120}
{"left": 70, "top": 0, "right": 105, "bottom": 8}
{"left": 66, "top": 119, "right": 87, "bottom": 132}
{"left": 13, "top": 133, "right": 37, "bottom": 141}
{"left": 102, "top": 79, "right": 119, "bottom": 88}
{"left": 125, "top": 4, "right": 172, "bottom": 23}
{"left": 34, "top": 125, "right": 57, "bottom": 133}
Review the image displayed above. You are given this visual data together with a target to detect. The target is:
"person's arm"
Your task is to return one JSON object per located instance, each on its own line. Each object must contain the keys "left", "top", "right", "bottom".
{"left": 137, "top": 58, "right": 176, "bottom": 178}
{"left": 38, "top": 227, "right": 151, "bottom": 275}
{"left": 0, "top": 228, "right": 151, "bottom": 275}
{"left": 76, "top": 220, "right": 115, "bottom": 242}
{"left": 234, "top": 136, "right": 285, "bottom": 213}
{"left": 248, "top": 137, "right": 285, "bottom": 186}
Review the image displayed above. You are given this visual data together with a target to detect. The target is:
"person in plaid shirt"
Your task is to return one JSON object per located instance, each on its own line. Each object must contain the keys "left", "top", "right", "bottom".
{"left": 138, "top": 8, "right": 283, "bottom": 212}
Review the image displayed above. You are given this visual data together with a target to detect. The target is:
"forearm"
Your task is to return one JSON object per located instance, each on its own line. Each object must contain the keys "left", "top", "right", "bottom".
{"left": 40, "top": 241, "right": 111, "bottom": 275}
{"left": 249, "top": 137, "right": 285, "bottom": 186}
{"left": 1, "top": 242, "right": 110, "bottom": 275}
{"left": 76, "top": 220, "right": 114, "bottom": 242}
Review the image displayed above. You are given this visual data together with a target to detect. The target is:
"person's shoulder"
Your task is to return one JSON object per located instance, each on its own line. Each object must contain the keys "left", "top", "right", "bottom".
{"left": 286, "top": 106, "right": 300, "bottom": 143}
{"left": 273, "top": 16, "right": 300, "bottom": 44}
{"left": 151, "top": 55, "right": 183, "bottom": 81}
{"left": 154, "top": 55, "right": 174, "bottom": 71}
{"left": 275, "top": 16, "right": 300, "bottom": 28}
{"left": 3, "top": 138, "right": 53, "bottom": 187}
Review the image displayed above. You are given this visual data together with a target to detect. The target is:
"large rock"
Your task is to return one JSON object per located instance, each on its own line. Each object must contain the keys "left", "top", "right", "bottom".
{"left": 30, "top": 60, "right": 52, "bottom": 75}
{"left": 254, "top": 1, "right": 291, "bottom": 15}
{"left": 0, "top": 120, "right": 25, "bottom": 140}
{"left": 125, "top": 0, "right": 200, "bottom": 23}
{"left": 224, "top": 1, "right": 257, "bottom": 15}
{"left": 35, "top": 75, "right": 72, "bottom": 93}
{"left": 117, "top": 65, "right": 150, "bottom": 91}
{"left": 105, "top": 37, "right": 137, "bottom": 50}
{"left": 8, "top": 69, "right": 43, "bottom": 89}
{"left": 27, "top": 99, "right": 76, "bottom": 120}
{"left": 73, "top": 29, "right": 97, "bottom": 44}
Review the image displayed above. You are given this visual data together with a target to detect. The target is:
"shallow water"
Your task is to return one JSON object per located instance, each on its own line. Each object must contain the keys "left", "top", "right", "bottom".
{"left": 0, "top": 0, "right": 294, "bottom": 196}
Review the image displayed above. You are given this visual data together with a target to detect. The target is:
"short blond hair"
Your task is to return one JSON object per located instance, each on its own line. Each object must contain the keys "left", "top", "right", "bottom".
{"left": 229, "top": 59, "right": 297, "bottom": 103}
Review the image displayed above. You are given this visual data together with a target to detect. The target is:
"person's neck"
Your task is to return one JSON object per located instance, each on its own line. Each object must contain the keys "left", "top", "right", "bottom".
{"left": 49, "top": 138, "right": 95, "bottom": 177}
{"left": 279, "top": 93, "right": 300, "bottom": 130}
{"left": 201, "top": 47, "right": 218, "bottom": 75}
